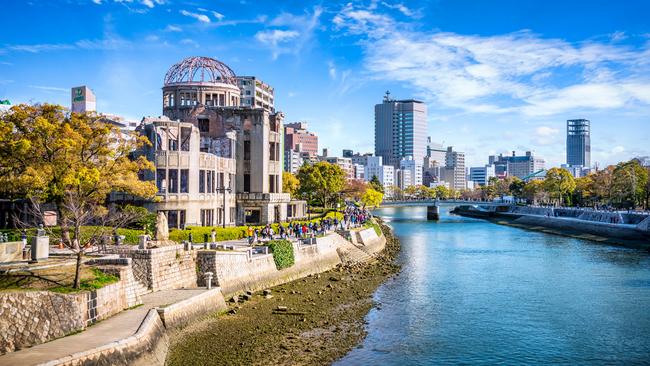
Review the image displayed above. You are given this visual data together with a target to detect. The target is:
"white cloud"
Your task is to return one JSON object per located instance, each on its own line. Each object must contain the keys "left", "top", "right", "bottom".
{"left": 610, "top": 31, "right": 627, "bottom": 42}
{"left": 212, "top": 11, "right": 225, "bottom": 21}
{"left": 180, "top": 10, "right": 210, "bottom": 23}
{"left": 257, "top": 6, "right": 322, "bottom": 59}
{"left": 381, "top": 2, "right": 414, "bottom": 17}
{"left": 92, "top": 0, "right": 102, "bottom": 4}
{"left": 255, "top": 29, "right": 299, "bottom": 45}
{"left": 534, "top": 126, "right": 560, "bottom": 145}
{"left": 165, "top": 25, "right": 182, "bottom": 32}
{"left": 180, "top": 39, "right": 200, "bottom": 48}
{"left": 254, "top": 29, "right": 300, "bottom": 59}
{"left": 332, "top": 3, "right": 650, "bottom": 117}
{"left": 29, "top": 85, "right": 68, "bottom": 92}
{"left": 327, "top": 61, "right": 337, "bottom": 79}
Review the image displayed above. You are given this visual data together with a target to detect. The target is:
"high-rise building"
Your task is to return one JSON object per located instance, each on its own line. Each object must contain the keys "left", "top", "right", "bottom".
{"left": 567, "top": 119, "right": 591, "bottom": 168}
{"left": 443, "top": 146, "right": 466, "bottom": 191}
{"left": 284, "top": 122, "right": 318, "bottom": 156}
{"left": 399, "top": 156, "right": 423, "bottom": 188}
{"left": 375, "top": 92, "right": 427, "bottom": 168}
{"left": 237, "top": 76, "right": 274, "bottom": 113}
{"left": 364, "top": 156, "right": 395, "bottom": 193}
{"left": 426, "top": 138, "right": 447, "bottom": 166}
{"left": 71, "top": 86, "right": 96, "bottom": 113}
{"left": 489, "top": 151, "right": 545, "bottom": 181}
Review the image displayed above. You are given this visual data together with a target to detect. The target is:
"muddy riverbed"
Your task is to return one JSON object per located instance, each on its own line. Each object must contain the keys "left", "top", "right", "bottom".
{"left": 167, "top": 222, "right": 400, "bottom": 366}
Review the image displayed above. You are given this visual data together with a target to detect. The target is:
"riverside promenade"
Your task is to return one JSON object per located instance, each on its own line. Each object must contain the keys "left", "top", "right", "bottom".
{"left": 0, "top": 221, "right": 385, "bottom": 366}
{"left": 0, "top": 289, "right": 208, "bottom": 366}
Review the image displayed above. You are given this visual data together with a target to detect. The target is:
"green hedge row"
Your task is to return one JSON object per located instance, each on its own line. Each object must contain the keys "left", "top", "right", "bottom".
{"left": 0, "top": 226, "right": 144, "bottom": 245}
{"left": 0, "top": 209, "right": 347, "bottom": 245}
{"left": 267, "top": 240, "right": 295, "bottom": 270}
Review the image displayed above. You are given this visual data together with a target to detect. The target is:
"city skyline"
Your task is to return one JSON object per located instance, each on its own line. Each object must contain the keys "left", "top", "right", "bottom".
{"left": 1, "top": 0, "right": 649, "bottom": 168}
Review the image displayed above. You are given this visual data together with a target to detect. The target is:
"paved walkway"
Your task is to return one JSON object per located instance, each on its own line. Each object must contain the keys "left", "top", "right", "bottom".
{"left": 0, "top": 288, "right": 207, "bottom": 366}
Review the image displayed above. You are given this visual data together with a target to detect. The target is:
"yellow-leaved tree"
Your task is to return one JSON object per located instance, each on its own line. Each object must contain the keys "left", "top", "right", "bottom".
{"left": 0, "top": 104, "right": 157, "bottom": 288}
{"left": 361, "top": 188, "right": 383, "bottom": 208}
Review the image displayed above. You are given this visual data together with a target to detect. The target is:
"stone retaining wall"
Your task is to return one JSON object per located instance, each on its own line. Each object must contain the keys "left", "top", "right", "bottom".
{"left": 0, "top": 291, "right": 86, "bottom": 355}
{"left": 0, "top": 264, "right": 144, "bottom": 355}
{"left": 197, "top": 232, "right": 377, "bottom": 297}
{"left": 109, "top": 246, "right": 198, "bottom": 291}
{"left": 156, "top": 288, "right": 228, "bottom": 330}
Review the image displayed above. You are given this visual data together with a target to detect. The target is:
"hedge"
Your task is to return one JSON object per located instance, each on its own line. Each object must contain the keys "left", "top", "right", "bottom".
{"left": 267, "top": 240, "right": 295, "bottom": 270}
{"left": 0, "top": 226, "right": 144, "bottom": 245}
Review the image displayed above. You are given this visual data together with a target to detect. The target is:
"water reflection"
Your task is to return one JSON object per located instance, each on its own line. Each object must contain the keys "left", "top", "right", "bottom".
{"left": 337, "top": 206, "right": 650, "bottom": 365}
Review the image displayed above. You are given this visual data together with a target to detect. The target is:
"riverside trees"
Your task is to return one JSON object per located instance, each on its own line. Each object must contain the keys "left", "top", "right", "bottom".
{"left": 474, "top": 159, "right": 649, "bottom": 209}
{"left": 0, "top": 104, "right": 157, "bottom": 288}
{"left": 296, "top": 162, "right": 346, "bottom": 208}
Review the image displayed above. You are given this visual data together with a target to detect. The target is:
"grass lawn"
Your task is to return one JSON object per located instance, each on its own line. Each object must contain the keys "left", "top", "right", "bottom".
{"left": 0, "top": 266, "right": 119, "bottom": 293}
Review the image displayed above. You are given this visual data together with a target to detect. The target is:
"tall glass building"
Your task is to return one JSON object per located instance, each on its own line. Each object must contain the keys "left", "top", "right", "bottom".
{"left": 566, "top": 119, "right": 591, "bottom": 167}
{"left": 374, "top": 92, "right": 428, "bottom": 168}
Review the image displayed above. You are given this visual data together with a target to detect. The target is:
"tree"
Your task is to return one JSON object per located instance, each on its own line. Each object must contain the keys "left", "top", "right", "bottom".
{"left": 434, "top": 185, "right": 450, "bottom": 200}
{"left": 543, "top": 168, "right": 576, "bottom": 206}
{"left": 0, "top": 104, "right": 157, "bottom": 288}
{"left": 387, "top": 185, "right": 403, "bottom": 200}
{"left": 296, "top": 162, "right": 346, "bottom": 208}
{"left": 282, "top": 171, "right": 300, "bottom": 197}
{"left": 509, "top": 177, "right": 525, "bottom": 201}
{"left": 523, "top": 180, "right": 545, "bottom": 204}
{"left": 591, "top": 166, "right": 614, "bottom": 206}
{"left": 368, "top": 175, "right": 384, "bottom": 193}
{"left": 573, "top": 175, "right": 594, "bottom": 207}
{"left": 611, "top": 159, "right": 648, "bottom": 208}
{"left": 343, "top": 179, "right": 368, "bottom": 202}
{"left": 361, "top": 188, "right": 383, "bottom": 208}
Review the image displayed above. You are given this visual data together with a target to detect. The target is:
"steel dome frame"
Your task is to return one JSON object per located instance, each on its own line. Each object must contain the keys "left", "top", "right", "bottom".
{"left": 164, "top": 56, "right": 237, "bottom": 86}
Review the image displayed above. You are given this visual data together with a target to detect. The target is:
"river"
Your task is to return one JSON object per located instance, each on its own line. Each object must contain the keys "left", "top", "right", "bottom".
{"left": 336, "top": 205, "right": 650, "bottom": 365}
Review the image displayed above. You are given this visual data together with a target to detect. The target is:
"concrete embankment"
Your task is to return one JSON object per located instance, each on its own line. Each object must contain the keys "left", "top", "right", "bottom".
{"left": 10, "top": 227, "right": 386, "bottom": 366}
{"left": 452, "top": 205, "right": 650, "bottom": 247}
{"left": 166, "top": 222, "right": 399, "bottom": 366}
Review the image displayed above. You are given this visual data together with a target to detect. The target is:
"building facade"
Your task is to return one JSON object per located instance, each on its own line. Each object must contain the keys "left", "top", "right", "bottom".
{"left": 443, "top": 146, "right": 466, "bottom": 191}
{"left": 284, "top": 122, "right": 318, "bottom": 156}
{"left": 364, "top": 156, "right": 395, "bottom": 193}
{"left": 237, "top": 76, "right": 274, "bottom": 113}
{"left": 375, "top": 92, "right": 428, "bottom": 168}
{"left": 399, "top": 156, "right": 423, "bottom": 188}
{"left": 489, "top": 151, "right": 545, "bottom": 181}
{"left": 137, "top": 117, "right": 237, "bottom": 228}
{"left": 469, "top": 165, "right": 496, "bottom": 186}
{"left": 137, "top": 56, "right": 305, "bottom": 226}
{"left": 71, "top": 86, "right": 96, "bottom": 113}
{"left": 567, "top": 119, "right": 591, "bottom": 168}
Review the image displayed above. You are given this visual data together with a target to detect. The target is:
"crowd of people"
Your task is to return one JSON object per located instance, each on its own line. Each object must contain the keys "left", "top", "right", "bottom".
{"left": 246, "top": 206, "right": 372, "bottom": 244}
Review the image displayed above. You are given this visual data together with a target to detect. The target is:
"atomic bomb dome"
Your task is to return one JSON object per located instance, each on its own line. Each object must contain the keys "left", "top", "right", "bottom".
{"left": 164, "top": 56, "right": 237, "bottom": 86}
{"left": 162, "top": 56, "right": 241, "bottom": 121}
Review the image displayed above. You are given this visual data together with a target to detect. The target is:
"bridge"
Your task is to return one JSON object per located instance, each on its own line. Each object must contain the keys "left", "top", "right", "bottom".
{"left": 378, "top": 200, "right": 505, "bottom": 220}
{"left": 380, "top": 200, "right": 504, "bottom": 207}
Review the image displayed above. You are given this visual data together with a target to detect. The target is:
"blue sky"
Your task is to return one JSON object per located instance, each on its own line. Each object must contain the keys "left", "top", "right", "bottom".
{"left": 1, "top": 0, "right": 649, "bottom": 168}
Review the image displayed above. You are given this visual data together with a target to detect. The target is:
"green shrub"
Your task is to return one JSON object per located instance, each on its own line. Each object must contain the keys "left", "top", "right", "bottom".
{"left": 170, "top": 226, "right": 249, "bottom": 243}
{"left": 267, "top": 240, "right": 295, "bottom": 270}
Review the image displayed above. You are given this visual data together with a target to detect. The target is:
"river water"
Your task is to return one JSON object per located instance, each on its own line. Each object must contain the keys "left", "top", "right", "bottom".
{"left": 336, "top": 205, "right": 650, "bottom": 365}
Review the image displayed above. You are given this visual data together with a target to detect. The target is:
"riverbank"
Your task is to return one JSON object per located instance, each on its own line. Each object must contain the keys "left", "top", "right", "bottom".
{"left": 166, "top": 221, "right": 401, "bottom": 366}
{"left": 452, "top": 204, "right": 650, "bottom": 248}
